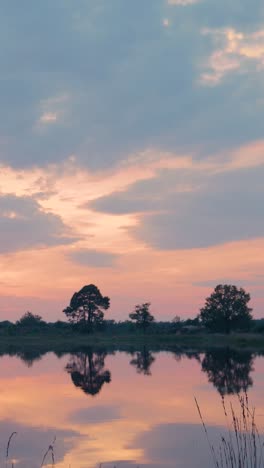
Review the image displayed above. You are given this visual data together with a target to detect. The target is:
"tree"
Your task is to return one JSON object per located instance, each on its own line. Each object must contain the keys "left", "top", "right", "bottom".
{"left": 199, "top": 284, "right": 253, "bottom": 334}
{"left": 16, "top": 311, "right": 44, "bottom": 327}
{"left": 129, "top": 302, "right": 155, "bottom": 332}
{"left": 172, "top": 315, "right": 183, "bottom": 332}
{"left": 63, "top": 284, "right": 110, "bottom": 330}
{"left": 65, "top": 350, "right": 111, "bottom": 396}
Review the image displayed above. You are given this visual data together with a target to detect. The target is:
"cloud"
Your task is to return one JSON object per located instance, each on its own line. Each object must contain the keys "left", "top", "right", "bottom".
{"left": 39, "top": 112, "right": 58, "bottom": 124}
{"left": 69, "top": 249, "right": 118, "bottom": 267}
{"left": 201, "top": 27, "right": 264, "bottom": 84}
{"left": 168, "top": 0, "right": 200, "bottom": 5}
{"left": 0, "top": 0, "right": 264, "bottom": 320}
{"left": 193, "top": 279, "right": 257, "bottom": 288}
{"left": 0, "top": 0, "right": 263, "bottom": 170}
{"left": 92, "top": 162, "right": 264, "bottom": 249}
{"left": 0, "top": 194, "right": 76, "bottom": 253}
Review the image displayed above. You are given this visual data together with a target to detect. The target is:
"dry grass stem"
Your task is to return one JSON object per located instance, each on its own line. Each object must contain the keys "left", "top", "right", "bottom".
{"left": 195, "top": 393, "right": 264, "bottom": 468}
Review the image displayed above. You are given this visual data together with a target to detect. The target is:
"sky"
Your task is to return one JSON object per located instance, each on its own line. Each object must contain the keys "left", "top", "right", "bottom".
{"left": 0, "top": 0, "right": 264, "bottom": 321}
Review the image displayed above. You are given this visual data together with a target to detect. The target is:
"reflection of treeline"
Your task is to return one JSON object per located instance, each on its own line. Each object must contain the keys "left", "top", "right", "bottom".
{"left": 201, "top": 348, "right": 254, "bottom": 395}
{"left": 172, "top": 347, "right": 255, "bottom": 395}
{"left": 0, "top": 345, "right": 260, "bottom": 397}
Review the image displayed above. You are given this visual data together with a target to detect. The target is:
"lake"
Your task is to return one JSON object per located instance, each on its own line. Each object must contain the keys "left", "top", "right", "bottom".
{"left": 0, "top": 347, "right": 264, "bottom": 467}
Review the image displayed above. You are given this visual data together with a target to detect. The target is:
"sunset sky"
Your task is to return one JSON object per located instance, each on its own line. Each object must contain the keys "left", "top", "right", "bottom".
{"left": 0, "top": 0, "right": 264, "bottom": 321}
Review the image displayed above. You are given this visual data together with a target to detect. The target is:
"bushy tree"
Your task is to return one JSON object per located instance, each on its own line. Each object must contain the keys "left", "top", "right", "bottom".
{"left": 16, "top": 311, "right": 44, "bottom": 327}
{"left": 199, "top": 284, "right": 253, "bottom": 333}
{"left": 63, "top": 284, "right": 110, "bottom": 330}
{"left": 129, "top": 302, "right": 155, "bottom": 332}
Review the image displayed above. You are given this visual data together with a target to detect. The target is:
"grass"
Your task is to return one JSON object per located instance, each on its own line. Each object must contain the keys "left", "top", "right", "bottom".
{"left": 195, "top": 393, "right": 264, "bottom": 468}
{"left": 3, "top": 433, "right": 56, "bottom": 468}
{"left": 1, "top": 332, "right": 264, "bottom": 353}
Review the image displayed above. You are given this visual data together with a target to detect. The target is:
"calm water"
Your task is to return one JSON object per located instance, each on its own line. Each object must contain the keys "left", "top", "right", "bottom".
{"left": 0, "top": 348, "right": 264, "bottom": 467}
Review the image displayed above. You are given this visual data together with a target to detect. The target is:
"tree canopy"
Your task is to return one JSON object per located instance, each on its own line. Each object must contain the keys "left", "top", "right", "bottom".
{"left": 16, "top": 311, "right": 44, "bottom": 327}
{"left": 129, "top": 302, "right": 155, "bottom": 332}
{"left": 199, "top": 284, "right": 253, "bottom": 333}
{"left": 63, "top": 284, "right": 110, "bottom": 330}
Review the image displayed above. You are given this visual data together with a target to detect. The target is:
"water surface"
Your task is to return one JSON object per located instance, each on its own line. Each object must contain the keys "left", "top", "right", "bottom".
{"left": 0, "top": 347, "right": 264, "bottom": 467}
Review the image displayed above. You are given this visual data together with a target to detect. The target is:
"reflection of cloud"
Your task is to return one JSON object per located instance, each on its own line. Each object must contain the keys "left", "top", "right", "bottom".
{"left": 96, "top": 462, "right": 149, "bottom": 468}
{"left": 201, "top": 28, "right": 264, "bottom": 85}
{"left": 130, "top": 423, "right": 225, "bottom": 468}
{"left": 70, "top": 405, "right": 121, "bottom": 425}
{"left": 0, "top": 420, "right": 79, "bottom": 468}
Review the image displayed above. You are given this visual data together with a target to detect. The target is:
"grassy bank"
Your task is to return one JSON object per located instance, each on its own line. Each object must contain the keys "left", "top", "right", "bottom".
{"left": 1, "top": 331, "right": 264, "bottom": 353}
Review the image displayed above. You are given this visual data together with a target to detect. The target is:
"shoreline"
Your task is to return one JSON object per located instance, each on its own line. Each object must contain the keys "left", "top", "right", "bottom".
{"left": 1, "top": 332, "right": 264, "bottom": 353}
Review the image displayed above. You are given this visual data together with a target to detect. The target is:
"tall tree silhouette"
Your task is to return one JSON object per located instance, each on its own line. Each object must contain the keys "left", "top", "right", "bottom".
{"left": 65, "top": 350, "right": 111, "bottom": 396}
{"left": 201, "top": 348, "right": 254, "bottom": 395}
{"left": 63, "top": 284, "right": 110, "bottom": 331}
{"left": 130, "top": 347, "right": 155, "bottom": 375}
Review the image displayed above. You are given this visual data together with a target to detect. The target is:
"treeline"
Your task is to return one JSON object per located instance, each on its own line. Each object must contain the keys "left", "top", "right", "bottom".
{"left": 1, "top": 313, "right": 264, "bottom": 337}
{"left": 0, "top": 312, "right": 200, "bottom": 336}
{"left": 1, "top": 282, "right": 264, "bottom": 335}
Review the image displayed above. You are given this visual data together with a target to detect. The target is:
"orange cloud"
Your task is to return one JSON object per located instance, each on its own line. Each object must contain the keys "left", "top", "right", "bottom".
{"left": 1, "top": 143, "right": 264, "bottom": 320}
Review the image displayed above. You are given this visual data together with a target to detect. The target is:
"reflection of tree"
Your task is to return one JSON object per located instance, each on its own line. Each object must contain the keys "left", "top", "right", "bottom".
{"left": 201, "top": 348, "right": 254, "bottom": 395}
{"left": 130, "top": 347, "right": 155, "bottom": 375}
{"left": 65, "top": 350, "right": 111, "bottom": 396}
{"left": 172, "top": 349, "right": 201, "bottom": 363}
{"left": 17, "top": 349, "right": 44, "bottom": 367}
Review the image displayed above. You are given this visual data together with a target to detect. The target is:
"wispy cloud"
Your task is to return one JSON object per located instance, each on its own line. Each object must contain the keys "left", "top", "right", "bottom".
{"left": 39, "top": 112, "right": 58, "bottom": 124}
{"left": 37, "top": 93, "right": 70, "bottom": 127}
{"left": 201, "top": 28, "right": 264, "bottom": 85}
